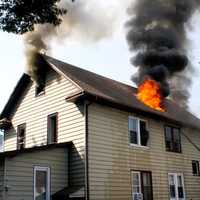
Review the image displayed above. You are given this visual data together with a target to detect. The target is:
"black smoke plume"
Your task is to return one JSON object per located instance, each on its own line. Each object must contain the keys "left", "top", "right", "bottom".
{"left": 126, "top": 0, "right": 200, "bottom": 108}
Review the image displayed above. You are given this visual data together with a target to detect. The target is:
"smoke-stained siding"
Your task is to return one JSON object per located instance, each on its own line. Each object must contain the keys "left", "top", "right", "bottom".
{"left": 4, "top": 68, "right": 85, "bottom": 187}
{"left": 4, "top": 147, "right": 68, "bottom": 200}
{"left": 88, "top": 103, "right": 200, "bottom": 200}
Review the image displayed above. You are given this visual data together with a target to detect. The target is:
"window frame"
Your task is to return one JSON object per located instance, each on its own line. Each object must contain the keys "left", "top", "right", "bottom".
{"left": 164, "top": 125, "right": 182, "bottom": 153}
{"left": 192, "top": 160, "right": 200, "bottom": 176}
{"left": 17, "top": 123, "right": 26, "bottom": 150}
{"left": 47, "top": 113, "right": 58, "bottom": 144}
{"left": 131, "top": 170, "right": 153, "bottom": 200}
{"left": 168, "top": 173, "right": 185, "bottom": 200}
{"left": 129, "top": 116, "right": 149, "bottom": 147}
{"left": 33, "top": 166, "right": 50, "bottom": 200}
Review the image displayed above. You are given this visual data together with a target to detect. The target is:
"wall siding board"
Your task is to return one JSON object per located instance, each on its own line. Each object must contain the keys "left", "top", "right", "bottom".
{"left": 4, "top": 69, "right": 85, "bottom": 187}
{"left": 4, "top": 148, "right": 68, "bottom": 200}
{"left": 88, "top": 103, "right": 200, "bottom": 200}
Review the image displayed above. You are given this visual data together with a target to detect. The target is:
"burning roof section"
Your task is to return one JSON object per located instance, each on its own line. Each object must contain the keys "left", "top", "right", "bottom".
{"left": 1, "top": 55, "right": 200, "bottom": 130}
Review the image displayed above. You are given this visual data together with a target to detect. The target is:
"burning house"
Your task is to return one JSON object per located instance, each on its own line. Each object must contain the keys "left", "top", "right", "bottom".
{"left": 0, "top": 0, "right": 200, "bottom": 200}
{"left": 0, "top": 55, "right": 199, "bottom": 200}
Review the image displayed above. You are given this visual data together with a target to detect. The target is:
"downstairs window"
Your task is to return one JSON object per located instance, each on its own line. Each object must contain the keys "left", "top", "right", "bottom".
{"left": 131, "top": 171, "right": 153, "bottom": 200}
{"left": 168, "top": 173, "right": 185, "bottom": 200}
{"left": 34, "top": 166, "right": 50, "bottom": 200}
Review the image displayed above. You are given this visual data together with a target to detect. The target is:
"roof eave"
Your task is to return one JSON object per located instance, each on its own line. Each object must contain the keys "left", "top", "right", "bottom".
{"left": 66, "top": 91, "right": 200, "bottom": 131}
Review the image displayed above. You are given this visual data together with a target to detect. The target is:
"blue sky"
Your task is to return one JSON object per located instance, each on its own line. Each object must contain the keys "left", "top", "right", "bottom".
{"left": 0, "top": 1, "right": 199, "bottom": 117}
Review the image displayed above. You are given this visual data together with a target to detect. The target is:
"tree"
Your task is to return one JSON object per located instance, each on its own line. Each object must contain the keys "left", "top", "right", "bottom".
{"left": 0, "top": 0, "right": 67, "bottom": 34}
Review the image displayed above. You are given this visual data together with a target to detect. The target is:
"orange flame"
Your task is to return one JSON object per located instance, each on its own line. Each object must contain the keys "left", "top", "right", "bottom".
{"left": 136, "top": 79, "right": 165, "bottom": 112}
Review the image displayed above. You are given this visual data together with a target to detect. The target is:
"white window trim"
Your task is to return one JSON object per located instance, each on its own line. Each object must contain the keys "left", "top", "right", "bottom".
{"left": 34, "top": 166, "right": 50, "bottom": 200}
{"left": 129, "top": 116, "right": 149, "bottom": 148}
{"left": 168, "top": 173, "right": 185, "bottom": 200}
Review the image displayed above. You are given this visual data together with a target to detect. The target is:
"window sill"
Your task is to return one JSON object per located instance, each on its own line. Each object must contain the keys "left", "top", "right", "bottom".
{"left": 130, "top": 144, "right": 150, "bottom": 150}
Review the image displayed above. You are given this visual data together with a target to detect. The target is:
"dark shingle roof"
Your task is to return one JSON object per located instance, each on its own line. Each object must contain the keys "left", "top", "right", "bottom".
{"left": 45, "top": 55, "right": 200, "bottom": 130}
{"left": 1, "top": 55, "right": 200, "bottom": 130}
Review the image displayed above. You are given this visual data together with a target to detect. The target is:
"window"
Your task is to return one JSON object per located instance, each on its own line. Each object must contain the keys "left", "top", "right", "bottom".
{"left": 47, "top": 113, "right": 58, "bottom": 144}
{"left": 131, "top": 171, "right": 153, "bottom": 200}
{"left": 17, "top": 123, "right": 26, "bottom": 150}
{"left": 34, "top": 166, "right": 50, "bottom": 200}
{"left": 165, "top": 126, "right": 181, "bottom": 153}
{"left": 192, "top": 160, "right": 200, "bottom": 176}
{"left": 129, "top": 117, "right": 149, "bottom": 146}
{"left": 168, "top": 173, "right": 185, "bottom": 200}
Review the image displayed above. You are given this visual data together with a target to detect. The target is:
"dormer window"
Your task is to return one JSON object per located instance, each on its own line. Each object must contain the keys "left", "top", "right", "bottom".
{"left": 17, "top": 123, "right": 26, "bottom": 150}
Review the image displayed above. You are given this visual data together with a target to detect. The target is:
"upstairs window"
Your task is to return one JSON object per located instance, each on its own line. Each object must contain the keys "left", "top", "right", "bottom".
{"left": 17, "top": 123, "right": 26, "bottom": 150}
{"left": 165, "top": 126, "right": 181, "bottom": 153}
{"left": 129, "top": 117, "right": 149, "bottom": 146}
{"left": 192, "top": 160, "right": 200, "bottom": 176}
{"left": 47, "top": 113, "right": 58, "bottom": 144}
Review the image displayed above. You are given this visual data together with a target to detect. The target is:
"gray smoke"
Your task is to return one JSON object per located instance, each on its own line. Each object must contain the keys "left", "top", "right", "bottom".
{"left": 24, "top": 0, "right": 116, "bottom": 87}
{"left": 126, "top": 0, "right": 200, "bottom": 108}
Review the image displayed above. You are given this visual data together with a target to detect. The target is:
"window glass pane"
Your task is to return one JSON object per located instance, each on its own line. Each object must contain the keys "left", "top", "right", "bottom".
{"left": 132, "top": 172, "right": 140, "bottom": 193}
{"left": 130, "top": 131, "right": 138, "bottom": 144}
{"left": 142, "top": 172, "right": 152, "bottom": 200}
{"left": 165, "top": 127, "right": 172, "bottom": 151}
{"left": 35, "top": 170, "right": 47, "bottom": 200}
{"left": 169, "top": 175, "right": 176, "bottom": 198}
{"left": 129, "top": 118, "right": 138, "bottom": 144}
{"left": 140, "top": 121, "right": 148, "bottom": 146}
{"left": 173, "top": 128, "right": 181, "bottom": 152}
{"left": 177, "top": 175, "right": 184, "bottom": 198}
{"left": 129, "top": 118, "right": 137, "bottom": 131}
{"left": 192, "top": 161, "right": 199, "bottom": 175}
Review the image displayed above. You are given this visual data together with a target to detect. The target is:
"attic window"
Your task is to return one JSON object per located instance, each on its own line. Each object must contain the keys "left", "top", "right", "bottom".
{"left": 35, "top": 85, "right": 45, "bottom": 96}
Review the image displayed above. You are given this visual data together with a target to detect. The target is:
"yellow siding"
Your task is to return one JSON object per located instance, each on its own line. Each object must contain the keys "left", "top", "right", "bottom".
{"left": 4, "top": 69, "right": 85, "bottom": 186}
{"left": 88, "top": 103, "right": 200, "bottom": 200}
{"left": 4, "top": 147, "right": 68, "bottom": 200}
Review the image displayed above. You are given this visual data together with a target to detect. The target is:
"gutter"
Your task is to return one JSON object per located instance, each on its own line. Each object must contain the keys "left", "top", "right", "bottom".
{"left": 66, "top": 91, "right": 200, "bottom": 131}
{"left": 84, "top": 100, "right": 92, "bottom": 200}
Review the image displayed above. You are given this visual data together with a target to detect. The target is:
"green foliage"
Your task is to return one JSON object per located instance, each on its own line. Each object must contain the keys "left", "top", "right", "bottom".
{"left": 0, "top": 0, "right": 66, "bottom": 34}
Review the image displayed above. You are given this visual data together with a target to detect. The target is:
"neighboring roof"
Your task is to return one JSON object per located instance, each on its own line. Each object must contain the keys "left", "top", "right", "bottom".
{"left": 1, "top": 55, "right": 200, "bottom": 130}
{"left": 0, "top": 142, "right": 72, "bottom": 159}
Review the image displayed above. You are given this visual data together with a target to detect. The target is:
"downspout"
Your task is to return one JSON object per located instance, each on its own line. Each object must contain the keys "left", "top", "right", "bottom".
{"left": 84, "top": 100, "right": 92, "bottom": 200}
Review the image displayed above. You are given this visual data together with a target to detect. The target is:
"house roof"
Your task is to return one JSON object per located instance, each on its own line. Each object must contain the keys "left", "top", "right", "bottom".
{"left": 0, "top": 142, "right": 72, "bottom": 159}
{"left": 1, "top": 55, "right": 200, "bottom": 130}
